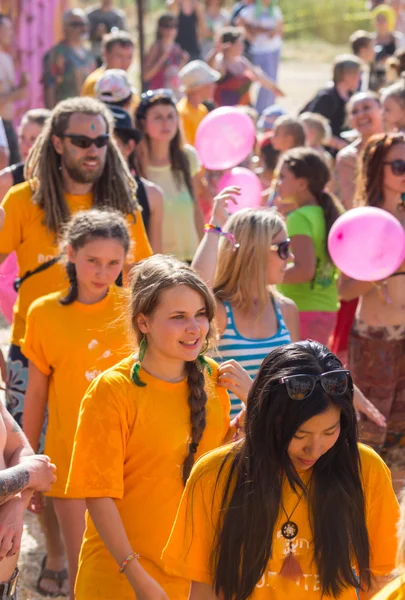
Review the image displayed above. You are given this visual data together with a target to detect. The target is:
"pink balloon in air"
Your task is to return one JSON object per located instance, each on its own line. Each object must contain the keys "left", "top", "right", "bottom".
{"left": 195, "top": 107, "right": 255, "bottom": 170}
{"left": 328, "top": 206, "right": 405, "bottom": 281}
{"left": 217, "top": 168, "right": 263, "bottom": 214}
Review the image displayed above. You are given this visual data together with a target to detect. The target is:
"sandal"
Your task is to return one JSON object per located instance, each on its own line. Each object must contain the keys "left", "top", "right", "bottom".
{"left": 36, "top": 555, "right": 69, "bottom": 598}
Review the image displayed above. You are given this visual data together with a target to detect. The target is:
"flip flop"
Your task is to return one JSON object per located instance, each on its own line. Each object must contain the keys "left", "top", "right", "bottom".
{"left": 36, "top": 555, "right": 69, "bottom": 598}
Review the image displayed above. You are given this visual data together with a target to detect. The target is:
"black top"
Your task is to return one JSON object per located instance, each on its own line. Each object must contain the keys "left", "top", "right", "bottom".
{"left": 303, "top": 85, "right": 347, "bottom": 139}
{"left": 135, "top": 176, "right": 150, "bottom": 235}
{"left": 176, "top": 8, "right": 200, "bottom": 58}
{"left": 8, "top": 162, "right": 25, "bottom": 186}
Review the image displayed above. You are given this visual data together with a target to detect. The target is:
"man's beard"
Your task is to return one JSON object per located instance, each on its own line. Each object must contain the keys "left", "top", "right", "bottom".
{"left": 62, "top": 155, "right": 105, "bottom": 184}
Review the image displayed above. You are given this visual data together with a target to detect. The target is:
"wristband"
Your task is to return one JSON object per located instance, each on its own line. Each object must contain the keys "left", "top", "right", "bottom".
{"left": 118, "top": 552, "right": 140, "bottom": 573}
{"left": 204, "top": 223, "right": 239, "bottom": 251}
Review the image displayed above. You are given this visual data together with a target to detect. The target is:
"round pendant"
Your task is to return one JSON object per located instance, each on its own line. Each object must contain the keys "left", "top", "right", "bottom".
{"left": 281, "top": 521, "right": 298, "bottom": 540}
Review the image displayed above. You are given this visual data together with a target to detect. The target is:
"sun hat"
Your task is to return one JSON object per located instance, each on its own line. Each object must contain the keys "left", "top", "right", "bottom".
{"left": 108, "top": 106, "right": 142, "bottom": 144}
{"left": 95, "top": 69, "right": 135, "bottom": 103}
{"left": 179, "top": 60, "right": 221, "bottom": 92}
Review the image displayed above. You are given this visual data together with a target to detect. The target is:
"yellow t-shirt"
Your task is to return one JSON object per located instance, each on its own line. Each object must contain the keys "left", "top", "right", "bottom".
{"left": 371, "top": 575, "right": 405, "bottom": 600}
{"left": 146, "top": 145, "right": 201, "bottom": 261}
{"left": 0, "top": 181, "right": 152, "bottom": 346}
{"left": 66, "top": 356, "right": 230, "bottom": 600}
{"left": 21, "top": 286, "right": 130, "bottom": 498}
{"left": 163, "top": 443, "right": 399, "bottom": 600}
{"left": 81, "top": 66, "right": 105, "bottom": 97}
{"left": 177, "top": 97, "right": 208, "bottom": 146}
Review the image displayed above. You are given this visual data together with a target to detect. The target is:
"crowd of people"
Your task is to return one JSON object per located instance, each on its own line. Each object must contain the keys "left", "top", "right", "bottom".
{"left": 0, "top": 0, "right": 404, "bottom": 599}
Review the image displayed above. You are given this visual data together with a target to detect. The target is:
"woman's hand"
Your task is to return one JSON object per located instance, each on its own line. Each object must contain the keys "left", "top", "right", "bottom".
{"left": 353, "top": 384, "right": 386, "bottom": 427}
{"left": 218, "top": 360, "right": 252, "bottom": 404}
{"left": 126, "top": 559, "right": 169, "bottom": 600}
{"left": 210, "top": 186, "right": 241, "bottom": 228}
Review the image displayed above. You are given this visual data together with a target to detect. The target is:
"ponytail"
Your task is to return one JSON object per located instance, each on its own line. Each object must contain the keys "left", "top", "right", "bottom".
{"left": 182, "top": 359, "right": 208, "bottom": 484}
{"left": 315, "top": 191, "right": 344, "bottom": 258}
{"left": 59, "top": 262, "right": 79, "bottom": 305}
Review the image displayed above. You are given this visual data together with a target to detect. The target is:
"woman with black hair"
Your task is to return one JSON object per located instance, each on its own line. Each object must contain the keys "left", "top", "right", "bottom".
{"left": 163, "top": 340, "right": 399, "bottom": 600}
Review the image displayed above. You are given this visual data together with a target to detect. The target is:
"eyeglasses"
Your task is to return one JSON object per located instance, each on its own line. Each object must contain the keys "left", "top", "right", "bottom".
{"left": 270, "top": 238, "right": 291, "bottom": 260}
{"left": 383, "top": 159, "right": 405, "bottom": 176}
{"left": 275, "top": 370, "right": 352, "bottom": 401}
{"left": 59, "top": 134, "right": 110, "bottom": 149}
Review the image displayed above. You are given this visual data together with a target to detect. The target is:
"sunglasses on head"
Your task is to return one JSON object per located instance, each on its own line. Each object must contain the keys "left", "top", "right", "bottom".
{"left": 275, "top": 370, "right": 352, "bottom": 401}
{"left": 59, "top": 133, "right": 109, "bottom": 149}
{"left": 270, "top": 238, "right": 291, "bottom": 260}
{"left": 137, "top": 89, "right": 176, "bottom": 119}
{"left": 384, "top": 159, "right": 405, "bottom": 176}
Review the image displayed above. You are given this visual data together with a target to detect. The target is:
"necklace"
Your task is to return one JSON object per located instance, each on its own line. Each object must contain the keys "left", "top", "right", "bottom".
{"left": 279, "top": 475, "right": 313, "bottom": 581}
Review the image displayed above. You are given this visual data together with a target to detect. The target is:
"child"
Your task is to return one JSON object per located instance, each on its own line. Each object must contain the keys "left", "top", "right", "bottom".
{"left": 349, "top": 30, "right": 376, "bottom": 91}
{"left": 255, "top": 132, "right": 280, "bottom": 190}
{"left": 192, "top": 186, "right": 299, "bottom": 416}
{"left": 272, "top": 115, "right": 306, "bottom": 153}
{"left": 381, "top": 76, "right": 405, "bottom": 131}
{"left": 276, "top": 148, "right": 344, "bottom": 345}
{"left": 298, "top": 112, "right": 335, "bottom": 189}
{"left": 66, "top": 254, "right": 248, "bottom": 599}
{"left": 162, "top": 340, "right": 399, "bottom": 600}
{"left": 143, "top": 14, "right": 188, "bottom": 96}
{"left": 177, "top": 59, "right": 221, "bottom": 145}
{"left": 22, "top": 209, "right": 132, "bottom": 599}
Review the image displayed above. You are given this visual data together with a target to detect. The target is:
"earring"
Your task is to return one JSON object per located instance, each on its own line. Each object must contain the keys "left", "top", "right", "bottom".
{"left": 131, "top": 335, "right": 147, "bottom": 388}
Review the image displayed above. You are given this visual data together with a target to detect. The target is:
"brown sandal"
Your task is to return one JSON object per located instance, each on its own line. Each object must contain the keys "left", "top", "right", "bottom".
{"left": 36, "top": 555, "right": 68, "bottom": 598}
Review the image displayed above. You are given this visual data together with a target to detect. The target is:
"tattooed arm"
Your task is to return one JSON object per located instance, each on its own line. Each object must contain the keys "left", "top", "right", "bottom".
{"left": 1, "top": 402, "right": 34, "bottom": 468}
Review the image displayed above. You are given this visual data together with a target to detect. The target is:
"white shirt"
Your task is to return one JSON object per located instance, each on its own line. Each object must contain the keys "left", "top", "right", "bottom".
{"left": 239, "top": 4, "right": 283, "bottom": 54}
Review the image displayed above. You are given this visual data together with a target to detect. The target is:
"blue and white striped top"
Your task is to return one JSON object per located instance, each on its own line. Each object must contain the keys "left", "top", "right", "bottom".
{"left": 215, "top": 299, "right": 291, "bottom": 417}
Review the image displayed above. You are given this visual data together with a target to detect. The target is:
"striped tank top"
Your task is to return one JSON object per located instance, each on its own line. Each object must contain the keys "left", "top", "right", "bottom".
{"left": 215, "top": 299, "right": 291, "bottom": 416}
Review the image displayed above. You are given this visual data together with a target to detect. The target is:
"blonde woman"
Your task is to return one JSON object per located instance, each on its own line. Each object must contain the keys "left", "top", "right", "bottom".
{"left": 192, "top": 186, "right": 299, "bottom": 416}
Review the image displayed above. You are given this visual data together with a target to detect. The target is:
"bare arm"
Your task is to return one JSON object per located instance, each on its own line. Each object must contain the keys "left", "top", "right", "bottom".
{"left": 143, "top": 179, "right": 163, "bottom": 254}
{"left": 282, "top": 235, "right": 316, "bottom": 285}
{"left": 43, "top": 85, "right": 57, "bottom": 110}
{"left": 192, "top": 174, "right": 204, "bottom": 240}
{"left": 143, "top": 44, "right": 170, "bottom": 82}
{"left": 279, "top": 297, "right": 300, "bottom": 342}
{"left": 0, "top": 170, "right": 12, "bottom": 200}
{"left": 87, "top": 498, "right": 168, "bottom": 600}
{"left": 23, "top": 362, "right": 49, "bottom": 456}
{"left": 241, "top": 57, "right": 285, "bottom": 96}
{"left": 189, "top": 581, "right": 217, "bottom": 599}
{"left": 335, "top": 152, "right": 356, "bottom": 210}
{"left": 338, "top": 274, "right": 374, "bottom": 302}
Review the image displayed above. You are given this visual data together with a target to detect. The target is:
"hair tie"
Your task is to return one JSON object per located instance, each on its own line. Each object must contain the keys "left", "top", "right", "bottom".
{"left": 189, "top": 443, "right": 199, "bottom": 454}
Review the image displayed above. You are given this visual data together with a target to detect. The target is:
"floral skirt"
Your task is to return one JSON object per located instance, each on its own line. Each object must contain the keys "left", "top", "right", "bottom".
{"left": 6, "top": 344, "right": 47, "bottom": 453}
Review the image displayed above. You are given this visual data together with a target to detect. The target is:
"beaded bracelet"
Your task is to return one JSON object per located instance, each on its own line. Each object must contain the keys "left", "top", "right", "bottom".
{"left": 119, "top": 552, "right": 140, "bottom": 573}
{"left": 204, "top": 223, "right": 240, "bottom": 251}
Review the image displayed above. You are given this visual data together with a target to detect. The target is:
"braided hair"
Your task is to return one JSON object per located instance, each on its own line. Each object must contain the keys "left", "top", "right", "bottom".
{"left": 59, "top": 209, "right": 130, "bottom": 305}
{"left": 130, "top": 255, "right": 216, "bottom": 484}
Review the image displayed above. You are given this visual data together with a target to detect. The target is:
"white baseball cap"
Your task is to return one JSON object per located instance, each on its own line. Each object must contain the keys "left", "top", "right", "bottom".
{"left": 179, "top": 60, "right": 221, "bottom": 92}
{"left": 95, "top": 69, "right": 135, "bottom": 103}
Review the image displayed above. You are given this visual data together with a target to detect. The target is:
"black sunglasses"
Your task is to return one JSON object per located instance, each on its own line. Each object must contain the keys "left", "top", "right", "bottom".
{"left": 59, "top": 133, "right": 109, "bottom": 149}
{"left": 270, "top": 238, "right": 291, "bottom": 260}
{"left": 383, "top": 159, "right": 405, "bottom": 176}
{"left": 275, "top": 370, "right": 352, "bottom": 401}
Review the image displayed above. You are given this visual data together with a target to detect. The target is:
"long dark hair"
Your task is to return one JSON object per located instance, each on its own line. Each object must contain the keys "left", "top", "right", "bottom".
{"left": 282, "top": 148, "right": 343, "bottom": 257}
{"left": 356, "top": 132, "right": 405, "bottom": 207}
{"left": 211, "top": 341, "right": 370, "bottom": 600}
{"left": 135, "top": 96, "right": 194, "bottom": 200}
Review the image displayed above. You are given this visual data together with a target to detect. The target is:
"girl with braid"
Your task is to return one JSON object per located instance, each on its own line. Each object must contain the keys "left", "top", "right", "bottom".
{"left": 22, "top": 209, "right": 132, "bottom": 600}
{"left": 66, "top": 254, "right": 248, "bottom": 600}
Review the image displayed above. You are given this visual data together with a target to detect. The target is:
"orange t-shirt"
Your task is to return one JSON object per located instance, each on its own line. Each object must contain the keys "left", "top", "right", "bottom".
{"left": 66, "top": 356, "right": 230, "bottom": 600}
{"left": 163, "top": 443, "right": 399, "bottom": 600}
{"left": 0, "top": 181, "right": 152, "bottom": 345}
{"left": 22, "top": 286, "right": 130, "bottom": 497}
{"left": 177, "top": 97, "right": 208, "bottom": 146}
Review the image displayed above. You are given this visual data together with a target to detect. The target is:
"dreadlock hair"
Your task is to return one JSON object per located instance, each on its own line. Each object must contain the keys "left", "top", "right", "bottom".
{"left": 129, "top": 254, "right": 216, "bottom": 484}
{"left": 135, "top": 95, "right": 194, "bottom": 200}
{"left": 356, "top": 132, "right": 405, "bottom": 207}
{"left": 60, "top": 208, "right": 130, "bottom": 305}
{"left": 25, "top": 97, "right": 139, "bottom": 236}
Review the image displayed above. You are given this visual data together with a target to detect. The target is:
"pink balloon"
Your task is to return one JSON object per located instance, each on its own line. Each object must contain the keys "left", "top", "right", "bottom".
{"left": 0, "top": 253, "right": 17, "bottom": 324}
{"left": 217, "top": 168, "right": 262, "bottom": 214}
{"left": 328, "top": 207, "right": 405, "bottom": 281}
{"left": 195, "top": 107, "right": 255, "bottom": 170}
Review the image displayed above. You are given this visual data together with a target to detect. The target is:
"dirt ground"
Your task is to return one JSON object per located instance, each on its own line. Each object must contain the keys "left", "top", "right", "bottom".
{"left": 0, "top": 38, "right": 342, "bottom": 599}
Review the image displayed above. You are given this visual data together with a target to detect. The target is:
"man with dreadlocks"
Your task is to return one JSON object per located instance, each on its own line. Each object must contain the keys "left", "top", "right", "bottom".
{"left": 0, "top": 95, "right": 152, "bottom": 596}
